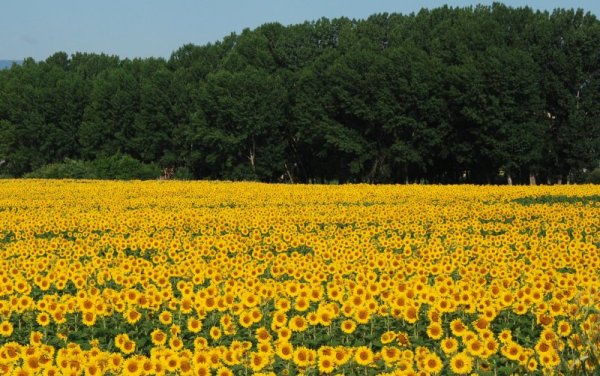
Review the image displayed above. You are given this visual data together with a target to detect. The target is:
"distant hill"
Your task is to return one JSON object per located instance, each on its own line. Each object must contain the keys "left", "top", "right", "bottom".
{"left": 0, "top": 60, "right": 22, "bottom": 70}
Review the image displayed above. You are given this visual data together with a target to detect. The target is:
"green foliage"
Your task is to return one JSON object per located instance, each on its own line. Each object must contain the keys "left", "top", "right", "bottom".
{"left": 24, "top": 155, "right": 161, "bottom": 180}
{"left": 585, "top": 168, "right": 600, "bottom": 184}
{"left": 24, "top": 159, "right": 96, "bottom": 179}
{"left": 0, "top": 4, "right": 598, "bottom": 183}
{"left": 172, "top": 166, "right": 194, "bottom": 180}
{"left": 512, "top": 195, "right": 600, "bottom": 206}
{"left": 93, "top": 154, "right": 161, "bottom": 180}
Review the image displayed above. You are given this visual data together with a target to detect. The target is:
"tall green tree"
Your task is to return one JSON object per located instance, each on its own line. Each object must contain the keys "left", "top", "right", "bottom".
{"left": 0, "top": 5, "right": 598, "bottom": 182}
{"left": 191, "top": 67, "right": 287, "bottom": 180}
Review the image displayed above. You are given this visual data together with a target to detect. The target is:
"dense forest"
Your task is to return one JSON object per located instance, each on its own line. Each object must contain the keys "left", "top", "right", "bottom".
{"left": 0, "top": 3, "right": 599, "bottom": 184}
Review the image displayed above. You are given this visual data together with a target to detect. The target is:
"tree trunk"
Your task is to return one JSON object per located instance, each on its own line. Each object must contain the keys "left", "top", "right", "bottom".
{"left": 507, "top": 173, "right": 513, "bottom": 186}
{"left": 367, "top": 157, "right": 379, "bottom": 183}
{"left": 529, "top": 173, "right": 536, "bottom": 186}
{"left": 248, "top": 136, "right": 256, "bottom": 173}
{"left": 284, "top": 163, "right": 294, "bottom": 184}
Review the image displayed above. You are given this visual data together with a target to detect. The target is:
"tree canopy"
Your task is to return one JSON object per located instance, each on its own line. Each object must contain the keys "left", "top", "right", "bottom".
{"left": 1, "top": 4, "right": 598, "bottom": 183}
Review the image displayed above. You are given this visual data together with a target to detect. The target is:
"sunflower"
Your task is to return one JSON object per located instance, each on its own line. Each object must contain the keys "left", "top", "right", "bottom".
{"left": 242, "top": 292, "right": 260, "bottom": 308}
{"left": 82, "top": 311, "right": 96, "bottom": 327}
{"left": 220, "top": 314, "right": 233, "bottom": 328}
{"left": 426, "top": 322, "right": 444, "bottom": 340}
{"left": 318, "top": 355, "right": 336, "bottom": 374}
{"left": 395, "top": 358, "right": 413, "bottom": 373}
{"left": 354, "top": 346, "right": 374, "bottom": 366}
{"left": 276, "top": 327, "right": 292, "bottom": 341}
{"left": 255, "top": 327, "right": 271, "bottom": 343}
{"left": 169, "top": 336, "right": 184, "bottom": 351}
{"left": 29, "top": 331, "right": 43, "bottom": 346}
{"left": 23, "top": 353, "right": 42, "bottom": 372}
{"left": 294, "top": 297, "right": 310, "bottom": 312}
{"left": 502, "top": 342, "right": 521, "bottom": 361}
{"left": 340, "top": 319, "right": 356, "bottom": 334}
{"left": 253, "top": 307, "right": 267, "bottom": 324}
{"left": 534, "top": 340, "right": 554, "bottom": 356}
{"left": 187, "top": 317, "right": 202, "bottom": 333}
{"left": 292, "top": 346, "right": 312, "bottom": 368}
{"left": 421, "top": 352, "right": 443, "bottom": 374}
{"left": 123, "top": 357, "right": 142, "bottom": 376}
{"left": 498, "top": 329, "right": 512, "bottom": 343}
{"left": 193, "top": 364, "right": 210, "bottom": 376}
{"left": 239, "top": 311, "right": 253, "bottom": 328}
{"left": 318, "top": 309, "right": 333, "bottom": 326}
{"left": 249, "top": 352, "right": 268, "bottom": 372}
{"left": 194, "top": 337, "right": 209, "bottom": 350}
{"left": 479, "top": 361, "right": 492, "bottom": 372}
{"left": 275, "top": 298, "right": 291, "bottom": 311}
{"left": 0, "top": 321, "right": 13, "bottom": 337}
{"left": 36, "top": 313, "right": 50, "bottom": 327}
{"left": 124, "top": 309, "right": 142, "bottom": 325}
{"left": 194, "top": 350, "right": 210, "bottom": 366}
{"left": 163, "top": 355, "right": 180, "bottom": 372}
{"left": 396, "top": 331, "right": 411, "bottom": 347}
{"left": 10, "top": 367, "right": 29, "bottom": 376}
{"left": 341, "top": 303, "right": 355, "bottom": 317}
{"left": 289, "top": 315, "right": 308, "bottom": 332}
{"left": 216, "top": 367, "right": 234, "bottom": 376}
{"left": 115, "top": 333, "right": 128, "bottom": 348}
{"left": 354, "top": 307, "right": 371, "bottom": 324}
{"left": 380, "top": 331, "right": 396, "bottom": 345}
{"left": 449, "top": 352, "right": 473, "bottom": 375}
{"left": 440, "top": 337, "right": 459, "bottom": 355}
{"left": 85, "top": 363, "right": 102, "bottom": 376}
{"left": 307, "top": 312, "right": 319, "bottom": 326}
{"left": 483, "top": 338, "right": 499, "bottom": 356}
{"left": 465, "top": 338, "right": 484, "bottom": 357}
{"left": 121, "top": 340, "right": 136, "bottom": 355}
{"left": 109, "top": 353, "right": 124, "bottom": 371}
{"left": 527, "top": 358, "right": 538, "bottom": 372}
{"left": 276, "top": 341, "right": 293, "bottom": 360}
{"left": 333, "top": 346, "right": 352, "bottom": 366}
{"left": 140, "top": 358, "right": 154, "bottom": 374}
{"left": 404, "top": 306, "right": 419, "bottom": 324}
{"left": 210, "top": 326, "right": 222, "bottom": 341}
{"left": 318, "top": 346, "right": 334, "bottom": 358}
{"left": 557, "top": 320, "right": 572, "bottom": 337}
{"left": 450, "top": 319, "right": 467, "bottom": 337}
{"left": 380, "top": 346, "right": 400, "bottom": 365}
{"left": 537, "top": 313, "right": 554, "bottom": 327}
{"left": 513, "top": 302, "right": 528, "bottom": 315}
{"left": 158, "top": 311, "right": 172, "bottom": 325}
{"left": 209, "top": 349, "right": 223, "bottom": 369}
{"left": 257, "top": 341, "right": 273, "bottom": 355}
{"left": 53, "top": 311, "right": 67, "bottom": 324}
{"left": 271, "top": 310, "right": 287, "bottom": 328}
{"left": 473, "top": 317, "right": 489, "bottom": 331}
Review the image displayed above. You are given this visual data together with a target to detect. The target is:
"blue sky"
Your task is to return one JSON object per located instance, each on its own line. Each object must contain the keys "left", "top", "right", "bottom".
{"left": 1, "top": 0, "right": 598, "bottom": 60}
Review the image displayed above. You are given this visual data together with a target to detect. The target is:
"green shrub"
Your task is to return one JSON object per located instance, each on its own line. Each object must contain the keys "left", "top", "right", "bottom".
{"left": 585, "top": 168, "right": 600, "bottom": 184}
{"left": 93, "top": 154, "right": 160, "bottom": 180}
{"left": 172, "top": 166, "right": 194, "bottom": 180}
{"left": 25, "top": 155, "right": 161, "bottom": 180}
{"left": 24, "top": 159, "right": 96, "bottom": 179}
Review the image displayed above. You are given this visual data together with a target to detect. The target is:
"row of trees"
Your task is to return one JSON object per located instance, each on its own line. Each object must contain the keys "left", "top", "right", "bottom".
{"left": 1, "top": 3, "right": 599, "bottom": 183}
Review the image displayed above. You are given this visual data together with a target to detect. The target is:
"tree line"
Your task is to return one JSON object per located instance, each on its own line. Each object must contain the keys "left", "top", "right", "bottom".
{"left": 1, "top": 3, "right": 599, "bottom": 184}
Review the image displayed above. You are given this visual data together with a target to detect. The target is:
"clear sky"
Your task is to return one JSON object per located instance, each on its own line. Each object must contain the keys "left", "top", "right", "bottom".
{"left": 1, "top": 0, "right": 598, "bottom": 61}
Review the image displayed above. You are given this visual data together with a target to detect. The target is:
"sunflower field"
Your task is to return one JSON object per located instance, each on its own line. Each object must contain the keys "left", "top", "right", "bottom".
{"left": 0, "top": 180, "right": 598, "bottom": 376}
